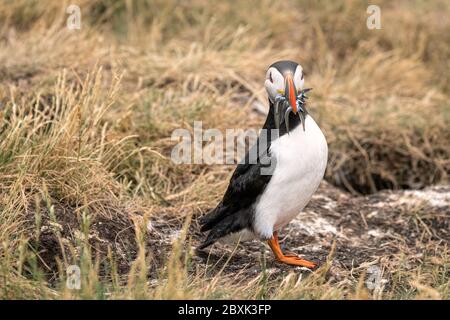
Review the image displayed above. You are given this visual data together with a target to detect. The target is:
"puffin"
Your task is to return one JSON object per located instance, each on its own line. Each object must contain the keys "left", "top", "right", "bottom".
{"left": 198, "top": 60, "right": 328, "bottom": 268}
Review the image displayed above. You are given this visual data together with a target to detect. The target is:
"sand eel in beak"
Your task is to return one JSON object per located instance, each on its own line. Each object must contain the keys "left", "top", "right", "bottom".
{"left": 198, "top": 60, "right": 328, "bottom": 268}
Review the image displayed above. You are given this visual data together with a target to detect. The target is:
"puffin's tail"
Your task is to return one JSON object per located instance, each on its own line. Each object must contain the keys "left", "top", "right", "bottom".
{"left": 198, "top": 202, "right": 225, "bottom": 232}
{"left": 198, "top": 208, "right": 251, "bottom": 250}
{"left": 197, "top": 212, "right": 243, "bottom": 249}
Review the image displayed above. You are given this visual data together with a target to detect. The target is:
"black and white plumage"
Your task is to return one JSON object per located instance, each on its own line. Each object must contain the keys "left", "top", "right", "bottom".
{"left": 198, "top": 61, "right": 328, "bottom": 267}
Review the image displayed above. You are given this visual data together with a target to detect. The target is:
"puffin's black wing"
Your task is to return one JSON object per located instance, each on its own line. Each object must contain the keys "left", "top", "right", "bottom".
{"left": 198, "top": 144, "right": 273, "bottom": 249}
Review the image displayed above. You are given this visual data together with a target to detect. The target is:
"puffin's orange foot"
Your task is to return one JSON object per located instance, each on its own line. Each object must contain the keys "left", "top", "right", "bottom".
{"left": 267, "top": 231, "right": 317, "bottom": 269}
{"left": 278, "top": 255, "right": 316, "bottom": 269}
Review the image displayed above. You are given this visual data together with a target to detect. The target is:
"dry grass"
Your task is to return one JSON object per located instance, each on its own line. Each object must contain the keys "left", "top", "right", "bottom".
{"left": 0, "top": 0, "right": 449, "bottom": 299}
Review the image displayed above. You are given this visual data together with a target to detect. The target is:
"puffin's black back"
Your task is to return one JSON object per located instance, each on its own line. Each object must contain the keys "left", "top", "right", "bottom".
{"left": 197, "top": 137, "right": 272, "bottom": 248}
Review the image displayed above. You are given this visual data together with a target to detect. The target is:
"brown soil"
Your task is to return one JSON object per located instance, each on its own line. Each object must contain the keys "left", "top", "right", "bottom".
{"left": 30, "top": 182, "right": 450, "bottom": 288}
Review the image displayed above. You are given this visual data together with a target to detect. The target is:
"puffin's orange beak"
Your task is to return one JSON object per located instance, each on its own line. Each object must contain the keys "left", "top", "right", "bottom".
{"left": 284, "top": 74, "right": 298, "bottom": 113}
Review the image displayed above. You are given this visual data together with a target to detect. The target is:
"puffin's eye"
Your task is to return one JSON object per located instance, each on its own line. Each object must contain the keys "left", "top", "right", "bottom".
{"left": 269, "top": 72, "right": 273, "bottom": 83}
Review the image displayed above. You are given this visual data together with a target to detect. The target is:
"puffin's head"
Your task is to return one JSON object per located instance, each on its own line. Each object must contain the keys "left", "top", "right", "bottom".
{"left": 264, "top": 60, "right": 305, "bottom": 112}
{"left": 264, "top": 60, "right": 310, "bottom": 132}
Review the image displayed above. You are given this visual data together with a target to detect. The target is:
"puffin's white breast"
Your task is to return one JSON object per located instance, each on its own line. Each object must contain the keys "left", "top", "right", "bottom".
{"left": 253, "top": 116, "right": 328, "bottom": 239}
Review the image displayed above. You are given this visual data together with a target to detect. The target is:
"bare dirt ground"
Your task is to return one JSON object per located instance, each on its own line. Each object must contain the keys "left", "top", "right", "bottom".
{"left": 34, "top": 181, "right": 449, "bottom": 293}
{"left": 189, "top": 183, "right": 450, "bottom": 288}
